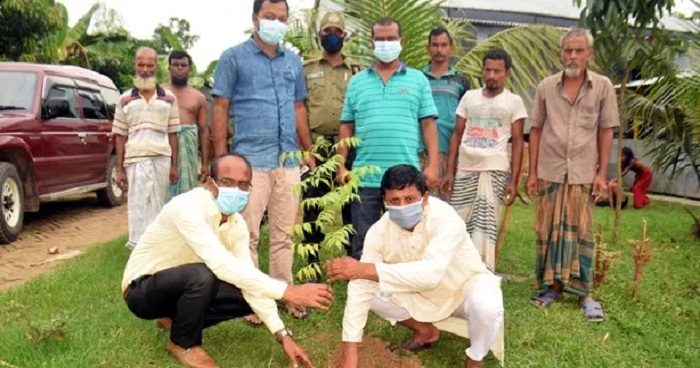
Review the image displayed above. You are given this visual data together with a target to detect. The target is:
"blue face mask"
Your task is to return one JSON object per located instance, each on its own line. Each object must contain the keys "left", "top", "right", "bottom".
{"left": 385, "top": 201, "right": 424, "bottom": 229}
{"left": 257, "top": 19, "right": 288, "bottom": 46}
{"left": 215, "top": 185, "right": 250, "bottom": 215}
{"left": 373, "top": 40, "right": 402, "bottom": 63}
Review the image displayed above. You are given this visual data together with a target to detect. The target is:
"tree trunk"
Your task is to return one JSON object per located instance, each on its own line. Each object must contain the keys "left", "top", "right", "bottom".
{"left": 613, "top": 70, "right": 629, "bottom": 244}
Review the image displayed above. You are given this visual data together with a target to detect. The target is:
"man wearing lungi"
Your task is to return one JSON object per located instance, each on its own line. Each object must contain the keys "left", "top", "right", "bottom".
{"left": 526, "top": 28, "right": 619, "bottom": 322}
{"left": 164, "top": 50, "right": 210, "bottom": 197}
{"left": 113, "top": 47, "right": 180, "bottom": 250}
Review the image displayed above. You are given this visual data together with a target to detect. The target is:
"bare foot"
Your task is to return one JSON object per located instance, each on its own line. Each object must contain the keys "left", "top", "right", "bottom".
{"left": 413, "top": 323, "right": 440, "bottom": 345}
{"left": 465, "top": 358, "right": 483, "bottom": 368}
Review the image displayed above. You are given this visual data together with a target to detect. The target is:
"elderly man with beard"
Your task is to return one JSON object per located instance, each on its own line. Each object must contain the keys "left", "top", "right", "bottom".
{"left": 442, "top": 48, "right": 527, "bottom": 271}
{"left": 163, "top": 50, "right": 210, "bottom": 197}
{"left": 526, "top": 28, "right": 619, "bottom": 321}
{"left": 113, "top": 46, "right": 180, "bottom": 250}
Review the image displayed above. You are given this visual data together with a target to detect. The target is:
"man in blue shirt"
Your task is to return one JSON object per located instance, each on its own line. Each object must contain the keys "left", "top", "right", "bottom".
{"left": 337, "top": 18, "right": 440, "bottom": 260}
{"left": 212, "top": 0, "right": 314, "bottom": 322}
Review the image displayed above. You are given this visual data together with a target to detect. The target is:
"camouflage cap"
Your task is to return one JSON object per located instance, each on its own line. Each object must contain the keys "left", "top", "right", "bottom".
{"left": 319, "top": 11, "right": 345, "bottom": 32}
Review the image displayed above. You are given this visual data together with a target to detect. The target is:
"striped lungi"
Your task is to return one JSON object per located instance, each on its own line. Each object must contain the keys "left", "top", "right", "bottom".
{"left": 125, "top": 156, "right": 171, "bottom": 250}
{"left": 170, "top": 124, "right": 200, "bottom": 198}
{"left": 535, "top": 179, "right": 595, "bottom": 297}
{"left": 450, "top": 171, "right": 509, "bottom": 270}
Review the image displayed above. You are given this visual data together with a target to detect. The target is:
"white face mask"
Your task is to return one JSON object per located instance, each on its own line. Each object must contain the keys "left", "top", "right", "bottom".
{"left": 373, "top": 40, "right": 402, "bottom": 63}
{"left": 385, "top": 201, "right": 423, "bottom": 229}
{"left": 257, "top": 19, "right": 288, "bottom": 46}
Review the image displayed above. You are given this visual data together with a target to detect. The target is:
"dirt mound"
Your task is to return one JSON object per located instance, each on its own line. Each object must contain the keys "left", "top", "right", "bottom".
{"left": 327, "top": 336, "right": 424, "bottom": 368}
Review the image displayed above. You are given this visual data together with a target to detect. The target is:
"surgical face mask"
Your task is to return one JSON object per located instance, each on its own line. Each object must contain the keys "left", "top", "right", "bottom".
{"left": 321, "top": 34, "right": 344, "bottom": 54}
{"left": 257, "top": 19, "right": 288, "bottom": 46}
{"left": 385, "top": 201, "right": 424, "bottom": 229}
{"left": 214, "top": 184, "right": 250, "bottom": 215}
{"left": 373, "top": 40, "right": 402, "bottom": 63}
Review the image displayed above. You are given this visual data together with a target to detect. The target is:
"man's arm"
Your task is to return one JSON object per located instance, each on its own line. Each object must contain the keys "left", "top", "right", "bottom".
{"left": 510, "top": 118, "right": 525, "bottom": 188}
{"left": 212, "top": 97, "right": 230, "bottom": 156}
{"left": 420, "top": 117, "right": 439, "bottom": 170}
{"left": 295, "top": 101, "right": 313, "bottom": 152}
{"left": 336, "top": 122, "right": 355, "bottom": 186}
{"left": 597, "top": 127, "right": 614, "bottom": 178}
{"left": 197, "top": 93, "right": 210, "bottom": 177}
{"left": 442, "top": 115, "right": 466, "bottom": 196}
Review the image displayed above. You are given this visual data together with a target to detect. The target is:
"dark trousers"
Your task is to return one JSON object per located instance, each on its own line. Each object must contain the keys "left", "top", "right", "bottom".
{"left": 124, "top": 263, "right": 253, "bottom": 349}
{"left": 350, "top": 187, "right": 384, "bottom": 260}
{"left": 302, "top": 145, "right": 355, "bottom": 264}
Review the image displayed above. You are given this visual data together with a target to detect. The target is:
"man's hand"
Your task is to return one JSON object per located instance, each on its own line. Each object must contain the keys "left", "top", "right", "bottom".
{"left": 592, "top": 174, "right": 607, "bottom": 202}
{"left": 304, "top": 152, "right": 317, "bottom": 171}
{"left": 169, "top": 166, "right": 179, "bottom": 185}
{"left": 423, "top": 164, "right": 439, "bottom": 189}
{"left": 116, "top": 168, "right": 128, "bottom": 191}
{"left": 504, "top": 181, "right": 518, "bottom": 206}
{"left": 525, "top": 174, "right": 538, "bottom": 199}
{"left": 325, "top": 257, "right": 368, "bottom": 282}
{"left": 337, "top": 342, "right": 359, "bottom": 368}
{"left": 440, "top": 174, "right": 454, "bottom": 201}
{"left": 281, "top": 337, "right": 314, "bottom": 368}
{"left": 336, "top": 166, "right": 351, "bottom": 187}
{"left": 199, "top": 164, "right": 211, "bottom": 183}
{"left": 282, "top": 283, "right": 333, "bottom": 311}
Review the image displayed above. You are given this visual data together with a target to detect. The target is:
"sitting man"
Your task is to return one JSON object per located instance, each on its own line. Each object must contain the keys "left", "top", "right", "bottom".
{"left": 121, "top": 153, "right": 333, "bottom": 368}
{"left": 326, "top": 165, "right": 504, "bottom": 368}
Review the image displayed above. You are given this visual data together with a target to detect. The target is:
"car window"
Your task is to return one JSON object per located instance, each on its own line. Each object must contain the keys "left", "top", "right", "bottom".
{"left": 46, "top": 86, "right": 79, "bottom": 119}
{"left": 99, "top": 87, "right": 120, "bottom": 119}
{"left": 0, "top": 71, "right": 37, "bottom": 112}
{"left": 78, "top": 89, "right": 108, "bottom": 120}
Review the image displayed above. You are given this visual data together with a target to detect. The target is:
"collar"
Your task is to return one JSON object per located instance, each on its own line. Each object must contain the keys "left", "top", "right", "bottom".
{"left": 557, "top": 69, "right": 593, "bottom": 88}
{"left": 319, "top": 54, "right": 353, "bottom": 69}
{"left": 368, "top": 61, "right": 407, "bottom": 73}
{"left": 131, "top": 85, "right": 166, "bottom": 98}
{"left": 246, "top": 36, "right": 285, "bottom": 57}
{"left": 422, "top": 65, "right": 456, "bottom": 78}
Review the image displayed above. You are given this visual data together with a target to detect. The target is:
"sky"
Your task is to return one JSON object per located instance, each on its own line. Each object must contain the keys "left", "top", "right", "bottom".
{"left": 60, "top": 0, "right": 698, "bottom": 68}
{"left": 59, "top": 0, "right": 316, "bottom": 68}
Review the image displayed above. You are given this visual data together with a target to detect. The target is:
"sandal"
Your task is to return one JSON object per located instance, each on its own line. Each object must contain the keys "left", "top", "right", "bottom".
{"left": 388, "top": 337, "right": 436, "bottom": 353}
{"left": 531, "top": 288, "right": 561, "bottom": 309}
{"left": 244, "top": 314, "right": 263, "bottom": 328}
{"left": 279, "top": 301, "right": 309, "bottom": 320}
{"left": 580, "top": 300, "right": 605, "bottom": 322}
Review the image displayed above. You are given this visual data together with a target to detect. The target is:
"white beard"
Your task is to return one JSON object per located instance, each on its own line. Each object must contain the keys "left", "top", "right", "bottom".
{"left": 564, "top": 67, "right": 581, "bottom": 78}
{"left": 133, "top": 76, "right": 157, "bottom": 91}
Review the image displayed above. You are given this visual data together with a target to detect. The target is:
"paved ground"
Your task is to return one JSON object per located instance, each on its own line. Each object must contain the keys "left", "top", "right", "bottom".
{"left": 0, "top": 194, "right": 127, "bottom": 292}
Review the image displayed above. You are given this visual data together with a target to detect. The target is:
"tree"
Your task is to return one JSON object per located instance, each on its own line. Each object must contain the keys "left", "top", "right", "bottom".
{"left": 0, "top": 0, "right": 64, "bottom": 62}
{"left": 577, "top": 0, "right": 683, "bottom": 242}
{"left": 153, "top": 18, "right": 200, "bottom": 52}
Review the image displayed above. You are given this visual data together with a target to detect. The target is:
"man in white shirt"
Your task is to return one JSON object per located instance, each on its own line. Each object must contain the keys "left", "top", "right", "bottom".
{"left": 442, "top": 48, "right": 527, "bottom": 270}
{"left": 122, "top": 153, "right": 333, "bottom": 368}
{"left": 326, "top": 165, "right": 504, "bottom": 368}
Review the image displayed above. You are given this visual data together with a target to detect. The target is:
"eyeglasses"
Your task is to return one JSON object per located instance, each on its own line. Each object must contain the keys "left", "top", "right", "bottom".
{"left": 216, "top": 178, "right": 252, "bottom": 192}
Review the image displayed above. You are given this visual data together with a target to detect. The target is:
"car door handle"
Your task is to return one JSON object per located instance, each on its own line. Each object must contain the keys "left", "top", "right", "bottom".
{"left": 77, "top": 133, "right": 87, "bottom": 138}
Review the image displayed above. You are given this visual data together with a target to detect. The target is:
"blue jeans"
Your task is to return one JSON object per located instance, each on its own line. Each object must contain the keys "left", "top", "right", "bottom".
{"left": 350, "top": 187, "right": 384, "bottom": 260}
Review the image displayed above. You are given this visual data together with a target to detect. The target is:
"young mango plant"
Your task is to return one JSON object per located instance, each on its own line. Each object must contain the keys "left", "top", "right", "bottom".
{"left": 282, "top": 137, "right": 380, "bottom": 281}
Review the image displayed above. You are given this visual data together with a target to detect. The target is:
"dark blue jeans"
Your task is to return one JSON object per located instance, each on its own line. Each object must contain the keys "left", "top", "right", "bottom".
{"left": 350, "top": 187, "right": 384, "bottom": 260}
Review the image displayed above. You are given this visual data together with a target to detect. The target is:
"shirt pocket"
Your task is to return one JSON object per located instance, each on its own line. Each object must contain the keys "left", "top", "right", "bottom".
{"left": 307, "top": 77, "right": 326, "bottom": 107}
{"left": 283, "top": 68, "right": 297, "bottom": 97}
{"left": 578, "top": 101, "right": 599, "bottom": 130}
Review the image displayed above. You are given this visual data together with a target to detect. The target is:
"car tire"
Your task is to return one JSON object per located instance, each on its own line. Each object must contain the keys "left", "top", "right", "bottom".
{"left": 97, "top": 155, "right": 124, "bottom": 207}
{"left": 0, "top": 162, "right": 24, "bottom": 244}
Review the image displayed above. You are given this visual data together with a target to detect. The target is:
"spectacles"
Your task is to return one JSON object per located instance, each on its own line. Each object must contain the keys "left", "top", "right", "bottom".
{"left": 216, "top": 178, "right": 252, "bottom": 192}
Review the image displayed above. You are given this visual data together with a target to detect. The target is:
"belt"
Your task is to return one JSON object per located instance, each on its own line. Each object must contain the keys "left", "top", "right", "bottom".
{"left": 123, "top": 285, "right": 131, "bottom": 300}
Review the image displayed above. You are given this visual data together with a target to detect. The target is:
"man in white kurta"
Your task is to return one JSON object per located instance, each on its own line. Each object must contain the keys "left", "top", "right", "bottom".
{"left": 327, "top": 164, "right": 504, "bottom": 368}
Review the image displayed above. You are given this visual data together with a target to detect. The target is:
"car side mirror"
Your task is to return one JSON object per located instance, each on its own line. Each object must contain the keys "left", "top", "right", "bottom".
{"left": 45, "top": 98, "right": 70, "bottom": 119}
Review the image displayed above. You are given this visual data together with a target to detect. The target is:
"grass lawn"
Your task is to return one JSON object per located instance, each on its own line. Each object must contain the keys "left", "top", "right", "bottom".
{"left": 0, "top": 201, "right": 699, "bottom": 367}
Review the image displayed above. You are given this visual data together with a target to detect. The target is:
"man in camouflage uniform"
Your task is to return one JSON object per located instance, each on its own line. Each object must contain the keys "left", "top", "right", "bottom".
{"left": 302, "top": 11, "right": 361, "bottom": 273}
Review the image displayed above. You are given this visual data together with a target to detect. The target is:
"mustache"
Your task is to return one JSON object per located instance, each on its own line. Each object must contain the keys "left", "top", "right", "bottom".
{"left": 133, "top": 75, "right": 157, "bottom": 90}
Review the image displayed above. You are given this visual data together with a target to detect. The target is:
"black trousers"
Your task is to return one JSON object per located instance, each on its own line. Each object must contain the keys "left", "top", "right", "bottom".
{"left": 124, "top": 263, "right": 253, "bottom": 349}
{"left": 301, "top": 143, "right": 355, "bottom": 265}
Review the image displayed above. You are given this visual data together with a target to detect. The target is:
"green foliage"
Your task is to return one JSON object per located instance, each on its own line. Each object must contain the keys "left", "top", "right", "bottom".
{"left": 153, "top": 17, "right": 200, "bottom": 52}
{"left": 287, "top": 137, "right": 378, "bottom": 281}
{"left": 0, "top": 0, "right": 64, "bottom": 62}
{"left": 5, "top": 300, "right": 67, "bottom": 345}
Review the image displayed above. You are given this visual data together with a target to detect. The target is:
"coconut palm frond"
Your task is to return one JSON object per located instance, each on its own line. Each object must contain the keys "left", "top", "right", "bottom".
{"left": 441, "top": 17, "right": 475, "bottom": 61}
{"left": 455, "top": 25, "right": 564, "bottom": 105}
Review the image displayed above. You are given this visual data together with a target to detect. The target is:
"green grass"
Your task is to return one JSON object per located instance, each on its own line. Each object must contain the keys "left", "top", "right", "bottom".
{"left": 0, "top": 201, "right": 699, "bottom": 367}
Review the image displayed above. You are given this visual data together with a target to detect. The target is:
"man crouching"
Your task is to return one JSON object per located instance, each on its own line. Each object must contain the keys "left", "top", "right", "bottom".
{"left": 327, "top": 164, "right": 504, "bottom": 368}
{"left": 121, "top": 153, "right": 333, "bottom": 368}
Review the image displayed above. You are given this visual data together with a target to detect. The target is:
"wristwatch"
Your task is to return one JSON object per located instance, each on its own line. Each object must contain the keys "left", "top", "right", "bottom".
{"left": 275, "top": 328, "right": 293, "bottom": 343}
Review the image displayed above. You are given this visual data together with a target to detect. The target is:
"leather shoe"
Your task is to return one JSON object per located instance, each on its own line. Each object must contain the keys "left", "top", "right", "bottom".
{"left": 157, "top": 317, "right": 172, "bottom": 331}
{"left": 166, "top": 340, "right": 219, "bottom": 368}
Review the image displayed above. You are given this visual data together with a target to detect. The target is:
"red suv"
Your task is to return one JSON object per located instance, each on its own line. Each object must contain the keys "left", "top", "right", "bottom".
{"left": 0, "top": 63, "right": 124, "bottom": 243}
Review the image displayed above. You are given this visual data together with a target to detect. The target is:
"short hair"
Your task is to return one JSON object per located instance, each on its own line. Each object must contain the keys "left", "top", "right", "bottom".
{"left": 560, "top": 28, "right": 594, "bottom": 50}
{"left": 483, "top": 48, "right": 512, "bottom": 71}
{"left": 168, "top": 50, "right": 193, "bottom": 67}
{"left": 371, "top": 18, "right": 402, "bottom": 39}
{"left": 253, "top": 0, "right": 288, "bottom": 14}
{"left": 380, "top": 165, "right": 427, "bottom": 197}
{"left": 135, "top": 46, "right": 157, "bottom": 60}
{"left": 428, "top": 27, "right": 453, "bottom": 45}
{"left": 210, "top": 153, "right": 253, "bottom": 180}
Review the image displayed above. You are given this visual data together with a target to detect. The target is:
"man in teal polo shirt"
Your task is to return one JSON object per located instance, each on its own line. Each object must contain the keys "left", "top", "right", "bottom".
{"left": 420, "top": 28, "right": 470, "bottom": 200}
{"left": 336, "top": 18, "right": 439, "bottom": 259}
